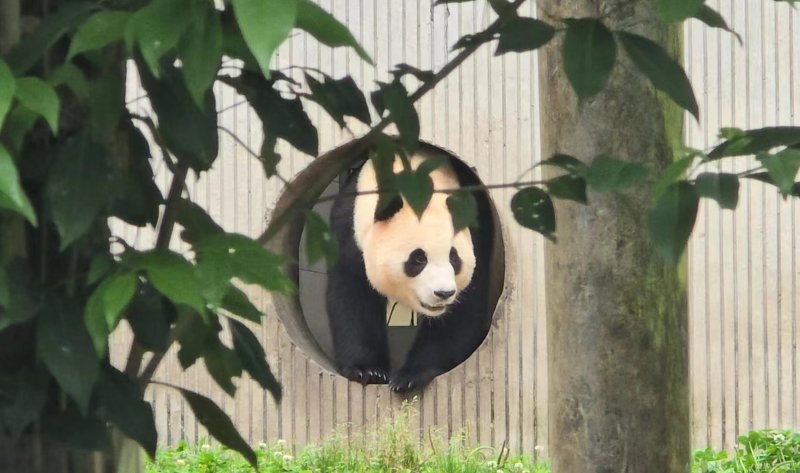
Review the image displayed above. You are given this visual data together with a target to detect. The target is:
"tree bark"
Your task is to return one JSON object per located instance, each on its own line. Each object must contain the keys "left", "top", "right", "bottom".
{"left": 537, "top": 1, "right": 690, "bottom": 472}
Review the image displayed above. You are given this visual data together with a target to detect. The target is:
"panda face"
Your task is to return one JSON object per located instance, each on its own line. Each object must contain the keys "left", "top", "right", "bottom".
{"left": 361, "top": 202, "right": 476, "bottom": 317}
{"left": 353, "top": 151, "right": 477, "bottom": 317}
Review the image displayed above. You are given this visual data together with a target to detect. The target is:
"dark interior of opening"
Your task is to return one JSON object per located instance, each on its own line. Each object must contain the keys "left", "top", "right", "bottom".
{"left": 296, "top": 151, "right": 504, "bottom": 375}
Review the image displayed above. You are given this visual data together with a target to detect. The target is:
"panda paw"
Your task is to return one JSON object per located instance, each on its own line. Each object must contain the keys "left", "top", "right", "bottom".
{"left": 340, "top": 366, "right": 390, "bottom": 385}
{"left": 389, "top": 367, "right": 437, "bottom": 394}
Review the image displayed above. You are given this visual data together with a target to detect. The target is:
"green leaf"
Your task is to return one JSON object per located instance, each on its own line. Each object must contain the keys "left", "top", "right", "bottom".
{"left": 101, "top": 272, "right": 137, "bottom": 328}
{"left": 110, "top": 124, "right": 163, "bottom": 227}
{"left": 126, "top": 283, "right": 176, "bottom": 352}
{"left": 451, "top": 34, "right": 483, "bottom": 51}
{"left": 194, "top": 233, "right": 294, "bottom": 298}
{"left": 4, "top": 2, "right": 98, "bottom": 74}
{"left": 541, "top": 153, "right": 588, "bottom": 175}
{"left": 175, "top": 312, "right": 214, "bottom": 369}
{"left": 585, "top": 154, "right": 649, "bottom": 193}
{"left": 0, "top": 60, "right": 15, "bottom": 128}
{"left": 546, "top": 174, "right": 588, "bottom": 203}
{"left": 0, "top": 144, "right": 37, "bottom": 225}
{"left": 563, "top": 19, "right": 617, "bottom": 102}
{"left": 96, "top": 368, "right": 157, "bottom": 459}
{"left": 373, "top": 81, "right": 419, "bottom": 153}
{"left": 446, "top": 190, "right": 479, "bottom": 231}
{"left": 305, "top": 73, "right": 371, "bottom": 127}
{"left": 652, "top": 155, "right": 696, "bottom": 200}
{"left": 648, "top": 182, "right": 699, "bottom": 264}
{"left": 84, "top": 271, "right": 136, "bottom": 355}
{"left": 48, "top": 63, "right": 91, "bottom": 100}
{"left": 511, "top": 187, "right": 556, "bottom": 240}
{"left": 220, "top": 285, "right": 262, "bottom": 323}
{"left": 495, "top": 17, "right": 555, "bottom": 55}
{"left": 390, "top": 64, "right": 435, "bottom": 83}
{"left": 203, "top": 341, "right": 242, "bottom": 396}
{"left": 175, "top": 199, "right": 224, "bottom": 245}
{"left": 126, "top": 0, "right": 192, "bottom": 77}
{"left": 304, "top": 211, "right": 338, "bottom": 265}
{"left": 708, "top": 127, "right": 800, "bottom": 160}
{"left": 67, "top": 11, "right": 131, "bottom": 60}
{"left": 658, "top": 0, "right": 704, "bottom": 22}
{"left": 173, "top": 387, "right": 257, "bottom": 467}
{"left": 131, "top": 250, "right": 206, "bottom": 314}
{"left": 228, "top": 318, "right": 282, "bottom": 401}
{"left": 15, "top": 77, "right": 60, "bottom": 133}
{"left": 296, "top": 0, "right": 372, "bottom": 64}
{"left": 757, "top": 148, "right": 800, "bottom": 194}
{"left": 87, "top": 254, "right": 114, "bottom": 285}
{"left": 617, "top": 31, "right": 699, "bottom": 120}
{"left": 46, "top": 136, "right": 111, "bottom": 248}
{"left": 38, "top": 305, "right": 100, "bottom": 415}
{"left": 84, "top": 287, "right": 108, "bottom": 356}
{"left": 694, "top": 172, "right": 739, "bottom": 209}
{"left": 1, "top": 107, "right": 37, "bottom": 153}
{"left": 233, "top": 0, "right": 297, "bottom": 79}
{"left": 179, "top": 4, "right": 223, "bottom": 107}
{"left": 693, "top": 5, "right": 742, "bottom": 44}
{"left": 222, "top": 73, "right": 318, "bottom": 161}
{"left": 137, "top": 61, "right": 218, "bottom": 171}
{"left": 396, "top": 170, "right": 433, "bottom": 219}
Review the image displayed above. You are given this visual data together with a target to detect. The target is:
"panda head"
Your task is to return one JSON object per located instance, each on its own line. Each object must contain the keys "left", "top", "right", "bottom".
{"left": 353, "top": 155, "right": 477, "bottom": 317}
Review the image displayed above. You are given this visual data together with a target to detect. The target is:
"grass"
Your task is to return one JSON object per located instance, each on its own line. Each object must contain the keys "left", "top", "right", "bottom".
{"left": 146, "top": 401, "right": 547, "bottom": 473}
{"left": 146, "top": 402, "right": 799, "bottom": 473}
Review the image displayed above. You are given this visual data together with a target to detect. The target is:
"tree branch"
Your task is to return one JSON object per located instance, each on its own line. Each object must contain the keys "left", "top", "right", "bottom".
{"left": 259, "top": 0, "right": 526, "bottom": 244}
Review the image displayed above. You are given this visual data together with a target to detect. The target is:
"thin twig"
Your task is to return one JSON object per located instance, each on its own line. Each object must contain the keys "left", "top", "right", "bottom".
{"left": 260, "top": 0, "right": 527, "bottom": 244}
{"left": 217, "top": 125, "right": 292, "bottom": 187}
{"left": 312, "top": 179, "right": 546, "bottom": 205}
{"left": 126, "top": 165, "right": 189, "bottom": 383}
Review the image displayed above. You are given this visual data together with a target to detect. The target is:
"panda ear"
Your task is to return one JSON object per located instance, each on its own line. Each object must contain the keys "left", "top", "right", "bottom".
{"left": 374, "top": 194, "right": 403, "bottom": 222}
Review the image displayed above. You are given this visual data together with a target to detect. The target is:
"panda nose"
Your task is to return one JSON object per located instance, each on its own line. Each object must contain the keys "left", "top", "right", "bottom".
{"left": 434, "top": 289, "right": 455, "bottom": 300}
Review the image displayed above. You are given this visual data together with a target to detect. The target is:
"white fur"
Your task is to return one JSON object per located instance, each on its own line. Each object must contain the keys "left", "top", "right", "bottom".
{"left": 353, "top": 150, "right": 476, "bottom": 316}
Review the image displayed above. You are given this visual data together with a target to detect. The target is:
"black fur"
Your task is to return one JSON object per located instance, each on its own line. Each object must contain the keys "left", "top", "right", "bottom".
{"left": 325, "top": 153, "right": 494, "bottom": 393}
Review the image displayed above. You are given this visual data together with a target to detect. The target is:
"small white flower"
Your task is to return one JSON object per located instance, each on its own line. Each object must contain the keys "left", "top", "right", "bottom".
{"left": 201, "top": 444, "right": 210, "bottom": 451}
{"left": 514, "top": 462, "right": 524, "bottom": 470}
{"left": 276, "top": 439, "right": 287, "bottom": 446}
{"left": 496, "top": 470, "right": 505, "bottom": 473}
{"left": 258, "top": 442, "right": 267, "bottom": 449}
{"left": 176, "top": 459, "right": 186, "bottom": 466}
{"left": 533, "top": 445, "right": 543, "bottom": 452}
{"left": 282, "top": 454, "right": 294, "bottom": 463}
{"left": 487, "top": 460, "right": 498, "bottom": 468}
{"left": 273, "top": 451, "right": 283, "bottom": 458}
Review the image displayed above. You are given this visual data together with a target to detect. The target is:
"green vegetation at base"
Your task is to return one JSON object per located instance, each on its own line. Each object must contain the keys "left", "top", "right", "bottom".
{"left": 693, "top": 429, "right": 800, "bottom": 473}
{"left": 146, "top": 404, "right": 798, "bottom": 473}
{"left": 146, "top": 402, "right": 547, "bottom": 473}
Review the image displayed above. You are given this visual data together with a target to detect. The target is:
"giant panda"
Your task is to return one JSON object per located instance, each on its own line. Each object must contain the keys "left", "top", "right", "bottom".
{"left": 326, "top": 143, "right": 494, "bottom": 393}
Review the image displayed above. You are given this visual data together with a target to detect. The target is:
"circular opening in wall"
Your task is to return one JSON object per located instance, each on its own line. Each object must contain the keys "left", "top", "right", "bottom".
{"left": 261, "top": 139, "right": 506, "bottom": 389}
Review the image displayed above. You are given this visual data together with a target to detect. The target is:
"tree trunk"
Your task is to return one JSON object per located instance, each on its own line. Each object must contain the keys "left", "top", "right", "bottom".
{"left": 537, "top": 1, "right": 690, "bottom": 472}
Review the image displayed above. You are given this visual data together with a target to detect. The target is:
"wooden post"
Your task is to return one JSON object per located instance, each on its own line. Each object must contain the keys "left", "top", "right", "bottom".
{"left": 537, "top": 1, "right": 690, "bottom": 471}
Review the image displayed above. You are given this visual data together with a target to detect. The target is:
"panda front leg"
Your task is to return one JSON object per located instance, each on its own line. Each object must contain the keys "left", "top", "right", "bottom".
{"left": 326, "top": 266, "right": 391, "bottom": 384}
{"left": 389, "top": 298, "right": 487, "bottom": 393}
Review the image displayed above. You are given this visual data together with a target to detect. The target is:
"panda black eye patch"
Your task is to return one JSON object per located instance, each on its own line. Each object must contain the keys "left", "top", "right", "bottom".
{"left": 404, "top": 248, "right": 427, "bottom": 277}
{"left": 450, "top": 247, "right": 462, "bottom": 274}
